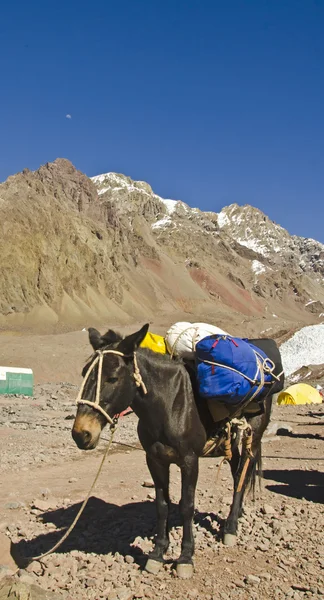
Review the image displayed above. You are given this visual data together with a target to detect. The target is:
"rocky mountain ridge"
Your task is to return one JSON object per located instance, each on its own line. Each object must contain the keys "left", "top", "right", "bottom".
{"left": 0, "top": 158, "right": 323, "bottom": 337}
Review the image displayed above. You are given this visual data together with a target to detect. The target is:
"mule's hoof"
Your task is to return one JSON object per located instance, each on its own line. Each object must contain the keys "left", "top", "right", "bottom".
{"left": 176, "top": 563, "right": 194, "bottom": 579}
{"left": 145, "top": 558, "right": 162, "bottom": 575}
{"left": 223, "top": 533, "right": 237, "bottom": 547}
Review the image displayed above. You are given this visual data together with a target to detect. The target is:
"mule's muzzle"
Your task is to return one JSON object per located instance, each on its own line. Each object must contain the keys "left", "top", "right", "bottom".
{"left": 72, "top": 426, "right": 100, "bottom": 450}
{"left": 72, "top": 411, "right": 103, "bottom": 450}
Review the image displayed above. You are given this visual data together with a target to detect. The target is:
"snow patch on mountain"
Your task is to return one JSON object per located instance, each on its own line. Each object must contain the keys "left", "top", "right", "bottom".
{"left": 237, "top": 237, "right": 269, "bottom": 256}
{"left": 92, "top": 172, "right": 153, "bottom": 197}
{"left": 152, "top": 215, "right": 173, "bottom": 229}
{"left": 160, "top": 199, "right": 179, "bottom": 214}
{"left": 251, "top": 260, "right": 267, "bottom": 275}
{"left": 217, "top": 211, "right": 230, "bottom": 228}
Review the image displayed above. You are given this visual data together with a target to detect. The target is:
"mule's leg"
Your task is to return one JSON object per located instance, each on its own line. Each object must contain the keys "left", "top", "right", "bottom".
{"left": 224, "top": 438, "right": 260, "bottom": 546}
{"left": 176, "top": 452, "right": 199, "bottom": 579}
{"left": 145, "top": 454, "right": 170, "bottom": 574}
{"left": 225, "top": 399, "right": 273, "bottom": 545}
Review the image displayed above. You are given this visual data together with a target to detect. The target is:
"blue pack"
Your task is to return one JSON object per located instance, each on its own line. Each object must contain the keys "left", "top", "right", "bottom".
{"left": 195, "top": 335, "right": 274, "bottom": 405}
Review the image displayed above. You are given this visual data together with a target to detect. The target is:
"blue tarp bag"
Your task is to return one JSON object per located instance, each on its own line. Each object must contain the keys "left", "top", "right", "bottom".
{"left": 196, "top": 335, "right": 274, "bottom": 405}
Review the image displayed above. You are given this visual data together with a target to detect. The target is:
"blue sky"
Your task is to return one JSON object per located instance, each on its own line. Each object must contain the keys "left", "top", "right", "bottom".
{"left": 1, "top": 0, "right": 323, "bottom": 242}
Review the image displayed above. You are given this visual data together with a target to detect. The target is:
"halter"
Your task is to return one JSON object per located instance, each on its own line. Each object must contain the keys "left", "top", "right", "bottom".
{"left": 76, "top": 349, "right": 148, "bottom": 425}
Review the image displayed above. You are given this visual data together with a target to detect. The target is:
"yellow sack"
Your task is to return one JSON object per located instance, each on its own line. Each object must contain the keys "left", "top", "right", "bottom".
{"left": 140, "top": 332, "right": 166, "bottom": 354}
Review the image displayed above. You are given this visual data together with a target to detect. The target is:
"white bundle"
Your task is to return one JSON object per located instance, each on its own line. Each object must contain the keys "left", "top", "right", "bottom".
{"left": 165, "top": 321, "right": 229, "bottom": 358}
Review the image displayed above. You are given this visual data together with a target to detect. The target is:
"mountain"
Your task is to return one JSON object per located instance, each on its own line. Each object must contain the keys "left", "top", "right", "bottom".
{"left": 0, "top": 158, "right": 323, "bottom": 338}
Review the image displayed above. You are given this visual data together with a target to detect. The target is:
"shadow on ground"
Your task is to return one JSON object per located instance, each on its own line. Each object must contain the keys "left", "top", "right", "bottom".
{"left": 277, "top": 429, "right": 324, "bottom": 441}
{"left": 263, "top": 469, "right": 324, "bottom": 503}
{"left": 11, "top": 497, "right": 224, "bottom": 568}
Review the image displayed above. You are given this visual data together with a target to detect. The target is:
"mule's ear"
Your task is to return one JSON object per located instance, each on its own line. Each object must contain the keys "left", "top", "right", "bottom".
{"left": 88, "top": 327, "right": 103, "bottom": 350}
{"left": 118, "top": 323, "right": 149, "bottom": 355}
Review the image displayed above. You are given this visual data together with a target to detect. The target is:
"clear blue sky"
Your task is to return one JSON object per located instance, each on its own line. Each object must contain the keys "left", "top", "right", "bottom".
{"left": 1, "top": 0, "right": 323, "bottom": 242}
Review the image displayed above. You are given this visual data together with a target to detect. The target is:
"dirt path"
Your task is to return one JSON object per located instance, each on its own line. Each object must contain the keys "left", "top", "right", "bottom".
{"left": 0, "top": 330, "right": 323, "bottom": 600}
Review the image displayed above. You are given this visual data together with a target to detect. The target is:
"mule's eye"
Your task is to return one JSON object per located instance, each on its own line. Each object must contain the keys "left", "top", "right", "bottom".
{"left": 107, "top": 377, "right": 118, "bottom": 384}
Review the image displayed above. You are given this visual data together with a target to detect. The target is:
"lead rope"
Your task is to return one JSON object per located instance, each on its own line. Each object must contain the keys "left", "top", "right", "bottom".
{"left": 17, "top": 350, "right": 148, "bottom": 568}
{"left": 14, "top": 425, "right": 117, "bottom": 568}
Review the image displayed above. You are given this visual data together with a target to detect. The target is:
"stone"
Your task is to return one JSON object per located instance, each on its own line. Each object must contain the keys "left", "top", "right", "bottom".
{"left": 223, "top": 496, "right": 233, "bottom": 505}
{"left": 117, "top": 588, "right": 133, "bottom": 600}
{"left": 276, "top": 526, "right": 289, "bottom": 540}
{"left": 271, "top": 520, "right": 283, "bottom": 534}
{"left": 18, "top": 573, "right": 35, "bottom": 585}
{"left": 0, "top": 533, "right": 17, "bottom": 571}
{"left": 246, "top": 575, "right": 261, "bottom": 585}
{"left": 188, "top": 588, "right": 200, "bottom": 598}
{"left": 4, "top": 502, "right": 25, "bottom": 510}
{"left": 0, "top": 575, "right": 60, "bottom": 599}
{"left": 0, "top": 567, "right": 15, "bottom": 581}
{"left": 277, "top": 424, "right": 293, "bottom": 435}
{"left": 261, "top": 504, "right": 276, "bottom": 515}
{"left": 25, "top": 561, "right": 43, "bottom": 575}
{"left": 234, "top": 580, "right": 246, "bottom": 589}
{"left": 31, "top": 499, "right": 56, "bottom": 511}
{"left": 266, "top": 422, "right": 293, "bottom": 436}
{"left": 142, "top": 480, "right": 155, "bottom": 488}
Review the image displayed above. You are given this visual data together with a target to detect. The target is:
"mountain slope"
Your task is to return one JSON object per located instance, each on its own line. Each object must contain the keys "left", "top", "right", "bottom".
{"left": 0, "top": 159, "right": 323, "bottom": 336}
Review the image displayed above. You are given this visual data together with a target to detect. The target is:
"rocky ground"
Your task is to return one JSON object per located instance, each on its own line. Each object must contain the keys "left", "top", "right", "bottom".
{"left": 0, "top": 381, "right": 323, "bottom": 600}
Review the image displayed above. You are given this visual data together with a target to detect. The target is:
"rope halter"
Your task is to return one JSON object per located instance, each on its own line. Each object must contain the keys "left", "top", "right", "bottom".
{"left": 76, "top": 349, "right": 147, "bottom": 426}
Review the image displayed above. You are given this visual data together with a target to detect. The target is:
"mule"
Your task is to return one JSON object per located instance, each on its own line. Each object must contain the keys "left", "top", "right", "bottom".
{"left": 72, "top": 324, "right": 284, "bottom": 578}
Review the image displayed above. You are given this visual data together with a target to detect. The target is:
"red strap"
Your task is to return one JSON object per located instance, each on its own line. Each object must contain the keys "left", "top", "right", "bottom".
{"left": 231, "top": 339, "right": 239, "bottom": 347}
{"left": 212, "top": 339, "right": 220, "bottom": 349}
{"left": 114, "top": 406, "right": 133, "bottom": 418}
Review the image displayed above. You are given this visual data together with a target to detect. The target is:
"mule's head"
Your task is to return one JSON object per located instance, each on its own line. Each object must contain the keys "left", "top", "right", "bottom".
{"left": 72, "top": 323, "right": 149, "bottom": 450}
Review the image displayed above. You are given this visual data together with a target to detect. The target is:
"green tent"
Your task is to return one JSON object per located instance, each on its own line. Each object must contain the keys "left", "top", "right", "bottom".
{"left": 0, "top": 366, "right": 33, "bottom": 396}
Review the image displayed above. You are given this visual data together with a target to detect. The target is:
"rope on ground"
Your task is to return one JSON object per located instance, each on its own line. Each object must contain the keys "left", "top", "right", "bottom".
{"left": 17, "top": 426, "right": 117, "bottom": 567}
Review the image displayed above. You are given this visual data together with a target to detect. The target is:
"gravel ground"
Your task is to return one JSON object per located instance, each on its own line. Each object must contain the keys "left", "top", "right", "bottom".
{"left": 0, "top": 383, "right": 323, "bottom": 600}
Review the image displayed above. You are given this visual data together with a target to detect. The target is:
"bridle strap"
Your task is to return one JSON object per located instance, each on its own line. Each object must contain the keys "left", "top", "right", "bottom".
{"left": 76, "top": 349, "right": 147, "bottom": 425}
{"left": 133, "top": 352, "right": 148, "bottom": 394}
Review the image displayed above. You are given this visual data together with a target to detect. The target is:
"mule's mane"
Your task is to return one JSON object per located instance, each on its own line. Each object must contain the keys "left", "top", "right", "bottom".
{"left": 100, "top": 329, "right": 123, "bottom": 345}
{"left": 82, "top": 328, "right": 185, "bottom": 378}
{"left": 138, "top": 346, "right": 183, "bottom": 364}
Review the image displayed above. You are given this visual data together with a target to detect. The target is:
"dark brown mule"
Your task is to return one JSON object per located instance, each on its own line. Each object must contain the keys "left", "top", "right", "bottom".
{"left": 72, "top": 324, "right": 284, "bottom": 578}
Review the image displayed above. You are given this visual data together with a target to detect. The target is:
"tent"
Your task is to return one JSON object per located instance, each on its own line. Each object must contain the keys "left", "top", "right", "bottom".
{"left": 277, "top": 383, "right": 323, "bottom": 406}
